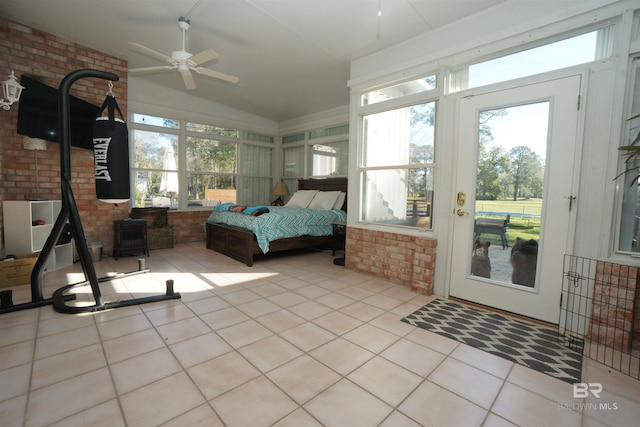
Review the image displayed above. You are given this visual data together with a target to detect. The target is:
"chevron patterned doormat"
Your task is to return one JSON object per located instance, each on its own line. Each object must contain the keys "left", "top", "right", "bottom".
{"left": 401, "top": 299, "right": 582, "bottom": 384}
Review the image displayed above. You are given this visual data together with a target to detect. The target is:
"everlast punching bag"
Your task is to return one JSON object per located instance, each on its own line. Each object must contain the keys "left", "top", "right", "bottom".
{"left": 93, "top": 94, "right": 130, "bottom": 203}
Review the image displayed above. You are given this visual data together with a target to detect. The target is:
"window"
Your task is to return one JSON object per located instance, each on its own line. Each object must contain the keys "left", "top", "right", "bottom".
{"left": 281, "top": 124, "right": 349, "bottom": 195}
{"left": 360, "top": 100, "right": 436, "bottom": 229}
{"left": 133, "top": 114, "right": 179, "bottom": 129}
{"left": 186, "top": 135, "right": 237, "bottom": 207}
{"left": 242, "top": 145, "right": 273, "bottom": 206}
{"left": 362, "top": 75, "right": 436, "bottom": 106}
{"left": 283, "top": 146, "right": 305, "bottom": 178}
{"left": 311, "top": 140, "right": 348, "bottom": 176}
{"left": 450, "top": 26, "right": 614, "bottom": 92}
{"left": 130, "top": 113, "right": 274, "bottom": 210}
{"left": 132, "top": 128, "right": 180, "bottom": 209}
{"left": 618, "top": 57, "right": 640, "bottom": 253}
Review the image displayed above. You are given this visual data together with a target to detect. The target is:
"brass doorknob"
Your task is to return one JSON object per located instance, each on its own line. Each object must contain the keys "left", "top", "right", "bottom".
{"left": 456, "top": 209, "right": 469, "bottom": 216}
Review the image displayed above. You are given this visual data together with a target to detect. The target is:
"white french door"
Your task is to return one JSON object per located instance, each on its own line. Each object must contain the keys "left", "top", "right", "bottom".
{"left": 449, "top": 75, "right": 581, "bottom": 323}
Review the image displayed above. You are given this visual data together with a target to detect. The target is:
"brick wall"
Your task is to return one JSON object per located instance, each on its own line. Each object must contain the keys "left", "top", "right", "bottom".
{"left": 345, "top": 227, "right": 437, "bottom": 294}
{"left": 0, "top": 17, "right": 130, "bottom": 254}
{"left": 169, "top": 210, "right": 211, "bottom": 243}
{"left": 588, "top": 261, "right": 637, "bottom": 352}
{"left": 0, "top": 17, "right": 207, "bottom": 256}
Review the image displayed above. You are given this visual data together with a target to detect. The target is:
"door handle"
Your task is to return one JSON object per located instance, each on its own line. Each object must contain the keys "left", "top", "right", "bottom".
{"left": 456, "top": 209, "right": 469, "bottom": 216}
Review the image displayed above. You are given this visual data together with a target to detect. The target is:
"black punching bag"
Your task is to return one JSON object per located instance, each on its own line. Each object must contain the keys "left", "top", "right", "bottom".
{"left": 93, "top": 95, "right": 130, "bottom": 203}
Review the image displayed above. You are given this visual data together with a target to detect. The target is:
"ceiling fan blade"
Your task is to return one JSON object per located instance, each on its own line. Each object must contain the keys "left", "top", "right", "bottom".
{"left": 129, "top": 65, "right": 176, "bottom": 75}
{"left": 129, "top": 42, "right": 174, "bottom": 64}
{"left": 188, "top": 48, "right": 219, "bottom": 67}
{"left": 193, "top": 67, "right": 240, "bottom": 85}
{"left": 181, "top": 71, "right": 197, "bottom": 91}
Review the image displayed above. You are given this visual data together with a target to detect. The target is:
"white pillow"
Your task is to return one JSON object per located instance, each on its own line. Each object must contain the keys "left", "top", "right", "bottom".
{"left": 285, "top": 190, "right": 318, "bottom": 208}
{"left": 308, "top": 191, "right": 341, "bottom": 210}
{"left": 332, "top": 192, "right": 346, "bottom": 210}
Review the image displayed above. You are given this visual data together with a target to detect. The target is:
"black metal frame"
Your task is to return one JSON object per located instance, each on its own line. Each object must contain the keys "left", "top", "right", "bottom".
{"left": 0, "top": 69, "right": 180, "bottom": 315}
{"left": 558, "top": 254, "right": 639, "bottom": 380}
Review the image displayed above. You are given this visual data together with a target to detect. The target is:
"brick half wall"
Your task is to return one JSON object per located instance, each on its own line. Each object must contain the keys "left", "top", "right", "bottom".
{"left": 345, "top": 227, "right": 436, "bottom": 294}
{"left": 169, "top": 210, "right": 211, "bottom": 243}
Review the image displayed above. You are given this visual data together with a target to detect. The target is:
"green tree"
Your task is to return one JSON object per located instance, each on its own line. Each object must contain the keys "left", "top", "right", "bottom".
{"left": 476, "top": 109, "right": 510, "bottom": 199}
{"left": 409, "top": 102, "right": 435, "bottom": 198}
{"left": 408, "top": 144, "right": 434, "bottom": 198}
{"left": 477, "top": 145, "right": 510, "bottom": 199}
{"left": 186, "top": 137, "right": 237, "bottom": 199}
{"left": 509, "top": 145, "right": 544, "bottom": 200}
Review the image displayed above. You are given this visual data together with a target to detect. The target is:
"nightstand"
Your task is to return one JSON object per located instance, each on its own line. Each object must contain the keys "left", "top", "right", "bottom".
{"left": 331, "top": 222, "right": 346, "bottom": 265}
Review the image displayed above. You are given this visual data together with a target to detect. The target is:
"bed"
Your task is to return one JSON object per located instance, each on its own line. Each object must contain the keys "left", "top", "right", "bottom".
{"left": 205, "top": 178, "right": 347, "bottom": 266}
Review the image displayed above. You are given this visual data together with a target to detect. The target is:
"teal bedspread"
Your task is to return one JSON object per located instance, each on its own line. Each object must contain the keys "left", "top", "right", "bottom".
{"left": 206, "top": 206, "right": 346, "bottom": 254}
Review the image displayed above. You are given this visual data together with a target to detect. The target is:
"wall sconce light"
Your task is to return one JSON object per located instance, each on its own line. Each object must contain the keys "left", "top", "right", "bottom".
{"left": 272, "top": 180, "right": 290, "bottom": 206}
{"left": 1, "top": 71, "right": 24, "bottom": 110}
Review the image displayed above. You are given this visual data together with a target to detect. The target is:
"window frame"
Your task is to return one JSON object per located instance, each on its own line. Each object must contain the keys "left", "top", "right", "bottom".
{"left": 448, "top": 23, "right": 616, "bottom": 94}
{"left": 281, "top": 124, "right": 349, "bottom": 200}
{"left": 356, "top": 77, "right": 440, "bottom": 231}
{"left": 615, "top": 54, "right": 640, "bottom": 255}
{"left": 129, "top": 113, "right": 275, "bottom": 211}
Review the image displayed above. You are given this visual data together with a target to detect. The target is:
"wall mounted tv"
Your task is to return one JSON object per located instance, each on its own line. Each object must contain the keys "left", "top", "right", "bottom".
{"left": 17, "top": 75, "right": 101, "bottom": 150}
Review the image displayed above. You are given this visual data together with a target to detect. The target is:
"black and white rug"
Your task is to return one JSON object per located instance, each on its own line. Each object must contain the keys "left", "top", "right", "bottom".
{"left": 401, "top": 299, "right": 582, "bottom": 384}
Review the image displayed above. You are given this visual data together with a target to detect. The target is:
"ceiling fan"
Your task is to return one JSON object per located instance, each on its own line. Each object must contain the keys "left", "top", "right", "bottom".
{"left": 128, "top": 17, "right": 239, "bottom": 90}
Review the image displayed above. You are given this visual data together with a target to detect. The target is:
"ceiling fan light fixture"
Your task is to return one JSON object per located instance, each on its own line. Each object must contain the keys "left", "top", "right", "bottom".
{"left": 128, "top": 17, "right": 239, "bottom": 89}
{"left": 171, "top": 50, "right": 191, "bottom": 62}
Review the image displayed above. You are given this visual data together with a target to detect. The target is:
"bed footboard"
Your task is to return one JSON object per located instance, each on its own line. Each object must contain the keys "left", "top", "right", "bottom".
{"left": 205, "top": 222, "right": 343, "bottom": 267}
{"left": 206, "top": 222, "right": 259, "bottom": 266}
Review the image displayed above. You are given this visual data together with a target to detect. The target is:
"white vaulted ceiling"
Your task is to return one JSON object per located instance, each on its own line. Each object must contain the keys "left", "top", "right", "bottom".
{"left": 0, "top": 0, "right": 507, "bottom": 121}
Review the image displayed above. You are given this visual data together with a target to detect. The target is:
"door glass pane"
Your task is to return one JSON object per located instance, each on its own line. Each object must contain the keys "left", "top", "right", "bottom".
{"left": 470, "top": 102, "right": 548, "bottom": 288}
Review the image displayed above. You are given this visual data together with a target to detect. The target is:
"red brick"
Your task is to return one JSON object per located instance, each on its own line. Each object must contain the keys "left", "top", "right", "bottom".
{"left": 0, "top": 16, "right": 135, "bottom": 254}
{"left": 345, "top": 227, "right": 436, "bottom": 294}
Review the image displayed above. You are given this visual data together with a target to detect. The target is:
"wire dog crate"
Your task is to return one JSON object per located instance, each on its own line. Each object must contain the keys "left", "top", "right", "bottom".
{"left": 559, "top": 254, "right": 640, "bottom": 380}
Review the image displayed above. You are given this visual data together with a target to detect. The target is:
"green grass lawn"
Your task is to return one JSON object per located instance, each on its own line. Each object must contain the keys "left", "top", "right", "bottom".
{"left": 475, "top": 199, "right": 541, "bottom": 246}
{"left": 475, "top": 199, "right": 542, "bottom": 215}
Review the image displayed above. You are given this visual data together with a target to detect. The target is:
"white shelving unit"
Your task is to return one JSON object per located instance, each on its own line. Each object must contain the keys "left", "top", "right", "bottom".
{"left": 3, "top": 200, "right": 73, "bottom": 271}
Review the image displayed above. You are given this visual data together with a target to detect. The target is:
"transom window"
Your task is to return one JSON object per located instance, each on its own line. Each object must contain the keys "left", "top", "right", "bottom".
{"left": 449, "top": 26, "right": 614, "bottom": 92}
{"left": 362, "top": 75, "right": 436, "bottom": 106}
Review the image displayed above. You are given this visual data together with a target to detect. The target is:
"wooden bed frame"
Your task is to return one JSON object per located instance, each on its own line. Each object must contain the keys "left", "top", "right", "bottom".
{"left": 205, "top": 177, "right": 347, "bottom": 266}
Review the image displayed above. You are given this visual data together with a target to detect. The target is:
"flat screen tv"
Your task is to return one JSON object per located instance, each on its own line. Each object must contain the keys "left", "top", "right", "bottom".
{"left": 17, "top": 75, "right": 101, "bottom": 150}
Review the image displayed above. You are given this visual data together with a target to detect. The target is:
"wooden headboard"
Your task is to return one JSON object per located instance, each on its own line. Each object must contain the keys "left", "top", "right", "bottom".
{"left": 298, "top": 178, "right": 347, "bottom": 211}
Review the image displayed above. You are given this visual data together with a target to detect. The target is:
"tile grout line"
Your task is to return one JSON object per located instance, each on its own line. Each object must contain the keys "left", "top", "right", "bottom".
{"left": 22, "top": 306, "right": 42, "bottom": 427}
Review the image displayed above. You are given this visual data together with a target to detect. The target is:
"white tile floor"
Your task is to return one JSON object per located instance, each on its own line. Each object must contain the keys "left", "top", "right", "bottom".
{"left": 1, "top": 242, "right": 639, "bottom": 426}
